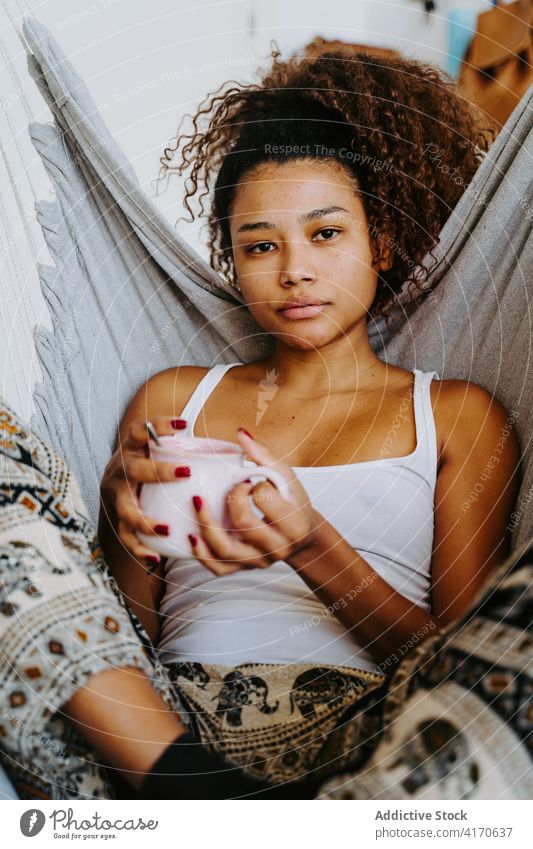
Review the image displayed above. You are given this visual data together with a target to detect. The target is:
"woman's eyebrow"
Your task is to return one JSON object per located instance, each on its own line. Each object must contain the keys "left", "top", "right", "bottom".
{"left": 236, "top": 206, "right": 350, "bottom": 234}
{"left": 236, "top": 220, "right": 275, "bottom": 234}
{"left": 300, "top": 205, "right": 350, "bottom": 223}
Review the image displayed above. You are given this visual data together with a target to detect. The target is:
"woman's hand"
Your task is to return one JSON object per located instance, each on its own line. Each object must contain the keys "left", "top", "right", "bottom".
{"left": 188, "top": 427, "right": 322, "bottom": 575}
{"left": 99, "top": 416, "right": 190, "bottom": 561}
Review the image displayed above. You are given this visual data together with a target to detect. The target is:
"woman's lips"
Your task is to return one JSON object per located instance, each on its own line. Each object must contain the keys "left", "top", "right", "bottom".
{"left": 278, "top": 304, "right": 328, "bottom": 319}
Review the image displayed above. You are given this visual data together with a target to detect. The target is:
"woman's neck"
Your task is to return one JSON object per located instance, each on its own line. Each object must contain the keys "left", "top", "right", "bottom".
{"left": 263, "top": 325, "right": 389, "bottom": 400}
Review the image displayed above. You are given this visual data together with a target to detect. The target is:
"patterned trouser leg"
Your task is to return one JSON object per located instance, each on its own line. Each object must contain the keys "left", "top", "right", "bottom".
{"left": 0, "top": 399, "right": 176, "bottom": 800}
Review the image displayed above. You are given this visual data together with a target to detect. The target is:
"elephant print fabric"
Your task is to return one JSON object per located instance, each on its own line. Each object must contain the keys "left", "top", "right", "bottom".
{"left": 165, "top": 660, "right": 386, "bottom": 785}
{"left": 289, "top": 668, "right": 370, "bottom": 719}
{"left": 214, "top": 670, "right": 280, "bottom": 727}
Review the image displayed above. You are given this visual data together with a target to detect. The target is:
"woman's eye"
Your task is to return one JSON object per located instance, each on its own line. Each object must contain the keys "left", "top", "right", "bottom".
{"left": 247, "top": 241, "right": 276, "bottom": 254}
{"left": 313, "top": 227, "right": 341, "bottom": 241}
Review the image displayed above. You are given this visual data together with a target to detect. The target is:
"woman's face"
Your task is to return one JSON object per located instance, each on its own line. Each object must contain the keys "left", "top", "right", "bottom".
{"left": 229, "top": 158, "right": 382, "bottom": 351}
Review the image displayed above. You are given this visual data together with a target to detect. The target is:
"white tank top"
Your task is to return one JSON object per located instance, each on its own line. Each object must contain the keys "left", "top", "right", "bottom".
{"left": 157, "top": 362, "right": 440, "bottom": 673}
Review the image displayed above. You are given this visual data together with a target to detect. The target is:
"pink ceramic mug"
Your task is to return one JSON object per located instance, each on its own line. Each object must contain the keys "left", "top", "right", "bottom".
{"left": 137, "top": 435, "right": 293, "bottom": 558}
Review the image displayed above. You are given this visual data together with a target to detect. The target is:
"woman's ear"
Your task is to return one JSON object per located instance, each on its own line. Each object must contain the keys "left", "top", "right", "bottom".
{"left": 370, "top": 233, "right": 393, "bottom": 272}
{"left": 379, "top": 254, "right": 393, "bottom": 271}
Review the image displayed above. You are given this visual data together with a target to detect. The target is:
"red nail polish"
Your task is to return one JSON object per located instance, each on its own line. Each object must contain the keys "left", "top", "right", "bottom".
{"left": 188, "top": 533, "right": 198, "bottom": 546}
{"left": 145, "top": 554, "right": 160, "bottom": 565}
{"left": 243, "top": 478, "right": 252, "bottom": 484}
{"left": 175, "top": 466, "right": 191, "bottom": 478}
{"left": 154, "top": 524, "right": 170, "bottom": 536}
{"left": 192, "top": 495, "right": 202, "bottom": 511}
{"left": 171, "top": 419, "right": 187, "bottom": 430}
{"left": 238, "top": 427, "right": 253, "bottom": 439}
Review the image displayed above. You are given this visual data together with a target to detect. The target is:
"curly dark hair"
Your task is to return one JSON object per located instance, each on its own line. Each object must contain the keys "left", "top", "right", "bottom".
{"left": 156, "top": 42, "right": 494, "bottom": 320}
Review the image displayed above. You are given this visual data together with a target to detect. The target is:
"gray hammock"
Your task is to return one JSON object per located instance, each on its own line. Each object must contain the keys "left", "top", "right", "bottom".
{"left": 21, "top": 15, "right": 533, "bottom": 550}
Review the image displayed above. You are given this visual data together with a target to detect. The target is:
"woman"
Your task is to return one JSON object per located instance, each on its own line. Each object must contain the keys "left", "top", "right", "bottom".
{"left": 97, "top": 45, "right": 520, "bottom": 789}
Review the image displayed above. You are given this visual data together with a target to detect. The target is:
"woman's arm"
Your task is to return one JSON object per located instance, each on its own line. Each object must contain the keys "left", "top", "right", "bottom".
{"left": 286, "top": 381, "right": 521, "bottom": 663}
{"left": 98, "top": 367, "right": 198, "bottom": 643}
{"left": 287, "top": 517, "right": 440, "bottom": 665}
{"left": 416, "top": 380, "right": 520, "bottom": 624}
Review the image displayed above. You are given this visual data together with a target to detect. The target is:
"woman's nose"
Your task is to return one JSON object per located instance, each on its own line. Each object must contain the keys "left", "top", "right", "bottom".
{"left": 279, "top": 239, "right": 317, "bottom": 286}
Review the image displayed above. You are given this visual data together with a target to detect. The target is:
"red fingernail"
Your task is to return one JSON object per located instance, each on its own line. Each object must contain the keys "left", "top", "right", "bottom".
{"left": 175, "top": 466, "right": 191, "bottom": 478}
{"left": 238, "top": 427, "right": 253, "bottom": 439}
{"left": 243, "top": 478, "right": 252, "bottom": 483}
{"left": 171, "top": 419, "right": 187, "bottom": 430}
{"left": 146, "top": 554, "right": 160, "bottom": 565}
{"left": 188, "top": 533, "right": 198, "bottom": 546}
{"left": 154, "top": 524, "right": 170, "bottom": 536}
{"left": 192, "top": 495, "right": 202, "bottom": 511}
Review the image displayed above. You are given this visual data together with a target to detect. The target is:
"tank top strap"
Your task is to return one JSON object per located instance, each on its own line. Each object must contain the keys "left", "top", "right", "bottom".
{"left": 179, "top": 362, "right": 244, "bottom": 436}
{"left": 409, "top": 367, "right": 440, "bottom": 490}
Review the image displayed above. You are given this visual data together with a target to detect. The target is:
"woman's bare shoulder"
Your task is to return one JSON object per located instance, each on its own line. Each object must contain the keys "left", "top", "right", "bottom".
{"left": 431, "top": 376, "right": 512, "bottom": 421}
{"left": 430, "top": 376, "right": 519, "bottom": 466}
{"left": 141, "top": 365, "right": 210, "bottom": 416}
{"left": 149, "top": 365, "right": 209, "bottom": 408}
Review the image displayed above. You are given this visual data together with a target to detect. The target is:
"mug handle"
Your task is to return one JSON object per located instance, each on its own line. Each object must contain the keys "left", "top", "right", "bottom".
{"left": 244, "top": 465, "right": 294, "bottom": 502}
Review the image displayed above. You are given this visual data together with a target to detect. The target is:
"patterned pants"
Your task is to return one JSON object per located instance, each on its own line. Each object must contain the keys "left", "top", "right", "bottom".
{"left": 166, "top": 660, "right": 386, "bottom": 786}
